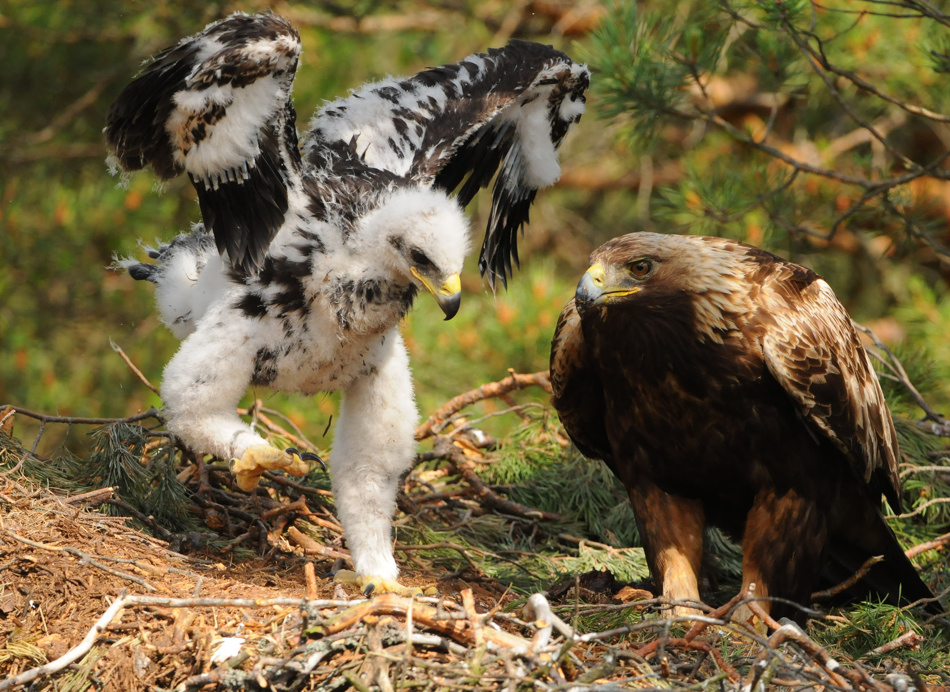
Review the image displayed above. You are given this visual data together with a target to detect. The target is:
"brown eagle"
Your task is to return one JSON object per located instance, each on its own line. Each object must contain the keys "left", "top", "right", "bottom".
{"left": 550, "top": 232, "right": 937, "bottom": 620}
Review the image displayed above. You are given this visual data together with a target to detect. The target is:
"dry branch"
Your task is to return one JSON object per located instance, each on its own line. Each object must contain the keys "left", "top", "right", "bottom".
{"left": 905, "top": 531, "right": 950, "bottom": 559}
{"left": 811, "top": 555, "right": 885, "bottom": 601}
{"left": 312, "top": 590, "right": 532, "bottom": 652}
{"left": 7, "top": 531, "right": 158, "bottom": 592}
{"left": 430, "top": 436, "right": 563, "bottom": 522}
{"left": 286, "top": 525, "right": 350, "bottom": 562}
{"left": 415, "top": 370, "right": 551, "bottom": 440}
{"left": 0, "top": 591, "right": 131, "bottom": 691}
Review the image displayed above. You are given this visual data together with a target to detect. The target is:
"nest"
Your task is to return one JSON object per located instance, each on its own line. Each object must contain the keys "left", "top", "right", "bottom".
{"left": 0, "top": 372, "right": 947, "bottom": 691}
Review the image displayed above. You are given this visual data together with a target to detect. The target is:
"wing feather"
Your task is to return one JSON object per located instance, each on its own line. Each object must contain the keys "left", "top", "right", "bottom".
{"left": 759, "top": 274, "right": 902, "bottom": 510}
{"left": 304, "top": 40, "right": 589, "bottom": 287}
{"left": 550, "top": 299, "right": 615, "bottom": 468}
{"left": 106, "top": 13, "right": 302, "bottom": 275}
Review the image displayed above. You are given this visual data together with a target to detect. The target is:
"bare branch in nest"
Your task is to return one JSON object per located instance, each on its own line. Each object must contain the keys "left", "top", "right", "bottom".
{"left": 9, "top": 406, "right": 163, "bottom": 436}
{"left": 905, "top": 531, "right": 950, "bottom": 559}
{"left": 0, "top": 590, "right": 132, "bottom": 691}
{"left": 429, "top": 435, "right": 563, "bottom": 522}
{"left": 312, "top": 589, "right": 532, "bottom": 652}
{"left": 63, "top": 486, "right": 116, "bottom": 505}
{"left": 810, "top": 555, "right": 885, "bottom": 602}
{"left": 240, "top": 399, "right": 323, "bottom": 454}
{"left": 0, "top": 405, "right": 164, "bottom": 466}
{"left": 870, "top": 630, "right": 925, "bottom": 656}
{"left": 286, "top": 525, "right": 351, "bottom": 562}
{"left": 416, "top": 370, "right": 552, "bottom": 440}
{"left": 854, "top": 322, "right": 950, "bottom": 431}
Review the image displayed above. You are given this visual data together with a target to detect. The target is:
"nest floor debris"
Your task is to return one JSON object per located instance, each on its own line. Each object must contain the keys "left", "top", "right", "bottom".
{"left": 0, "top": 371, "right": 948, "bottom": 691}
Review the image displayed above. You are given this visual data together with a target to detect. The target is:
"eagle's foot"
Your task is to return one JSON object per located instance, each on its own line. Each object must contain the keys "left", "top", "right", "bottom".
{"left": 731, "top": 604, "right": 770, "bottom": 635}
{"left": 231, "top": 445, "right": 318, "bottom": 491}
{"left": 333, "top": 569, "right": 431, "bottom": 597}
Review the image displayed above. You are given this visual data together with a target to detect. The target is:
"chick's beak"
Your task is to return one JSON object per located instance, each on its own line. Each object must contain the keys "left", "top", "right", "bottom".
{"left": 412, "top": 268, "right": 462, "bottom": 320}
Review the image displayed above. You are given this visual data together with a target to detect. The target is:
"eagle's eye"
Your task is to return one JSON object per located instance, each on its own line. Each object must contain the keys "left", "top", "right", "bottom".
{"left": 629, "top": 259, "right": 653, "bottom": 278}
{"left": 409, "top": 248, "right": 433, "bottom": 268}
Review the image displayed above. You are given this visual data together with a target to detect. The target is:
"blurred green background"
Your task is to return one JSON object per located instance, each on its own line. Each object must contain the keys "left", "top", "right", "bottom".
{"left": 2, "top": 0, "right": 950, "bottom": 455}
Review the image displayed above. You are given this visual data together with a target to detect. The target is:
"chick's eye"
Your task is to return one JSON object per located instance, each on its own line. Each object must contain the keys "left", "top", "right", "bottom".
{"left": 410, "top": 249, "right": 432, "bottom": 267}
{"left": 629, "top": 259, "right": 653, "bottom": 277}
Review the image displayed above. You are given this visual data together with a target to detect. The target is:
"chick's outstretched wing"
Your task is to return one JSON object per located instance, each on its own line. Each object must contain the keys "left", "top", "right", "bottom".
{"left": 106, "top": 13, "right": 302, "bottom": 275}
{"left": 305, "top": 41, "right": 589, "bottom": 287}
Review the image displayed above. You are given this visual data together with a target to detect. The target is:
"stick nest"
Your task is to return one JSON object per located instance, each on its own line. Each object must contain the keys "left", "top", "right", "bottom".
{"left": 0, "top": 372, "right": 947, "bottom": 691}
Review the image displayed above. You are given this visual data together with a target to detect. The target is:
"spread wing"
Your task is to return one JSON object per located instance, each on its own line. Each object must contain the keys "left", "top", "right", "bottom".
{"left": 550, "top": 299, "right": 615, "bottom": 469}
{"left": 105, "top": 13, "right": 302, "bottom": 275}
{"left": 758, "top": 270, "right": 903, "bottom": 510}
{"left": 304, "top": 41, "right": 589, "bottom": 288}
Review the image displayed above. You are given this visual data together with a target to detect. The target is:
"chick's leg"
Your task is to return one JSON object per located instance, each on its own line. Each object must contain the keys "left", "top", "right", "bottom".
{"left": 331, "top": 331, "right": 419, "bottom": 595}
{"left": 162, "top": 318, "right": 311, "bottom": 489}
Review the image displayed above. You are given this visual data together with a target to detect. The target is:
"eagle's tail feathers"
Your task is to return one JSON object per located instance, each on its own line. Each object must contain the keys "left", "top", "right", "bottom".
{"left": 115, "top": 229, "right": 221, "bottom": 340}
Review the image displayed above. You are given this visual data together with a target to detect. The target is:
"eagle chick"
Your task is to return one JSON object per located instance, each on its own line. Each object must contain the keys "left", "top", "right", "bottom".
{"left": 107, "top": 12, "right": 588, "bottom": 595}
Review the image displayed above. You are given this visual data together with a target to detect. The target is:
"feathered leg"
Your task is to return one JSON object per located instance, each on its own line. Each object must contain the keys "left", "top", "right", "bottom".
{"left": 331, "top": 330, "right": 419, "bottom": 595}
{"left": 629, "top": 481, "right": 705, "bottom": 617}
{"left": 161, "top": 309, "right": 308, "bottom": 487}
{"left": 741, "top": 487, "right": 827, "bottom": 623}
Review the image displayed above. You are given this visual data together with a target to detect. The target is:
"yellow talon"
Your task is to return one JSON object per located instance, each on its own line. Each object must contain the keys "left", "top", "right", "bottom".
{"left": 231, "top": 445, "right": 312, "bottom": 491}
{"left": 332, "top": 569, "right": 426, "bottom": 597}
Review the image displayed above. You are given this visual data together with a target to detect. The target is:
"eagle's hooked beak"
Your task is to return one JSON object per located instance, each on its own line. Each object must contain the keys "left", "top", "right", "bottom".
{"left": 575, "top": 263, "right": 606, "bottom": 307}
{"left": 575, "top": 263, "right": 639, "bottom": 311}
{"left": 411, "top": 268, "right": 462, "bottom": 320}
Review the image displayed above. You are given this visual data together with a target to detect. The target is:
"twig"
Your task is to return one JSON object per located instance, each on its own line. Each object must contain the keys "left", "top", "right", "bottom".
{"left": 0, "top": 590, "right": 132, "bottom": 691}
{"left": 239, "top": 400, "right": 321, "bottom": 453}
{"left": 110, "top": 339, "right": 161, "bottom": 396}
{"left": 854, "top": 322, "right": 950, "bottom": 426}
{"left": 63, "top": 486, "right": 116, "bottom": 505}
{"left": 313, "top": 592, "right": 532, "bottom": 652}
{"left": 810, "top": 555, "right": 884, "bottom": 601}
{"left": 887, "top": 496, "right": 950, "bottom": 520}
{"left": 103, "top": 497, "right": 176, "bottom": 541}
{"left": 905, "top": 531, "right": 950, "bottom": 559}
{"left": 869, "top": 630, "right": 925, "bottom": 656}
{"left": 415, "top": 370, "right": 552, "bottom": 440}
{"left": 0, "top": 405, "right": 162, "bottom": 428}
{"left": 286, "top": 525, "right": 351, "bottom": 561}
{"left": 305, "top": 562, "right": 319, "bottom": 600}
{"left": 260, "top": 496, "right": 308, "bottom": 521}
{"left": 430, "top": 436, "right": 563, "bottom": 522}
{"left": 395, "top": 542, "right": 490, "bottom": 576}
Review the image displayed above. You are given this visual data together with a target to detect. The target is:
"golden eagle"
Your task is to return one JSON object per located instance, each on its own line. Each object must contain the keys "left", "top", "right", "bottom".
{"left": 550, "top": 232, "right": 937, "bottom": 620}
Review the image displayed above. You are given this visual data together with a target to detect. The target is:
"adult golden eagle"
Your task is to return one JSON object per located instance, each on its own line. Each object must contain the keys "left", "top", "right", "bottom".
{"left": 550, "top": 232, "right": 937, "bottom": 620}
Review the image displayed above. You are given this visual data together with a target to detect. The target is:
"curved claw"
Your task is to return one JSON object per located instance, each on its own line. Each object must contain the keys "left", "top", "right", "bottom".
{"left": 300, "top": 451, "right": 328, "bottom": 473}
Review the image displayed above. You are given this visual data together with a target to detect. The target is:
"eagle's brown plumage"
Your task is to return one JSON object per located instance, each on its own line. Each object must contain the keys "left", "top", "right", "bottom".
{"left": 551, "top": 232, "right": 937, "bottom": 620}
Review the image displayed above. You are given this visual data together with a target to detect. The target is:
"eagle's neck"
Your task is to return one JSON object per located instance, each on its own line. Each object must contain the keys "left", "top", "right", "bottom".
{"left": 586, "top": 288, "right": 760, "bottom": 398}
{"left": 322, "top": 255, "right": 419, "bottom": 336}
